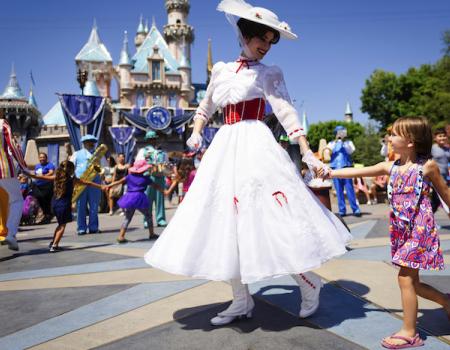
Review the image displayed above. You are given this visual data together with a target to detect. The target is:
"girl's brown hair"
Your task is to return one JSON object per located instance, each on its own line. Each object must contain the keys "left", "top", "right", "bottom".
{"left": 177, "top": 157, "right": 194, "bottom": 183}
{"left": 54, "top": 160, "right": 75, "bottom": 199}
{"left": 392, "top": 116, "right": 432, "bottom": 158}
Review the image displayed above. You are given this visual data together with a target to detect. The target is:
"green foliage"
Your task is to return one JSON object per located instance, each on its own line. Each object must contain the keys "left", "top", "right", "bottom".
{"left": 307, "top": 120, "right": 365, "bottom": 151}
{"left": 361, "top": 31, "right": 450, "bottom": 129}
{"left": 352, "top": 124, "right": 384, "bottom": 166}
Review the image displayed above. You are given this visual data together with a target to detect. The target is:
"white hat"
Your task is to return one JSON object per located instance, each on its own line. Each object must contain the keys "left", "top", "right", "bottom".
{"left": 217, "top": 0, "right": 297, "bottom": 40}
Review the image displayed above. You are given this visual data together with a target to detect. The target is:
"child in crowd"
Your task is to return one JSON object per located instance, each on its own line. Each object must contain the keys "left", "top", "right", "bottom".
{"left": 323, "top": 116, "right": 450, "bottom": 349}
{"left": 430, "top": 128, "right": 450, "bottom": 214}
{"left": 165, "top": 156, "right": 196, "bottom": 203}
{"left": 26, "top": 160, "right": 106, "bottom": 252}
{"left": 107, "top": 159, "right": 166, "bottom": 243}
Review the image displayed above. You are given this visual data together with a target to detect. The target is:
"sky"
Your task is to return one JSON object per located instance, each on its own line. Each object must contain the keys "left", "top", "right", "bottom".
{"left": 1, "top": 0, "right": 449, "bottom": 127}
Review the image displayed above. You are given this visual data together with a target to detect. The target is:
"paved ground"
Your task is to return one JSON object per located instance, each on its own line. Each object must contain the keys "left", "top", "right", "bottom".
{"left": 0, "top": 199, "right": 449, "bottom": 350}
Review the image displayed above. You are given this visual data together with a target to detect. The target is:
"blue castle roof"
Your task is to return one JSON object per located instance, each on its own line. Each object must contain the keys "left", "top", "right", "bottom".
{"left": 43, "top": 101, "right": 66, "bottom": 125}
{"left": 131, "top": 24, "right": 180, "bottom": 74}
{"left": 1, "top": 64, "right": 26, "bottom": 100}
{"left": 76, "top": 22, "right": 112, "bottom": 62}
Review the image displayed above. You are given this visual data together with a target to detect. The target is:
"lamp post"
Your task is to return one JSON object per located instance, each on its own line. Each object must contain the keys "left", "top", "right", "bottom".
{"left": 77, "top": 69, "right": 88, "bottom": 95}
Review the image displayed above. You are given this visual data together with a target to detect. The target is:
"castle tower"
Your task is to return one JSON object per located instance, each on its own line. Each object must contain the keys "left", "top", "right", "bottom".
{"left": 118, "top": 31, "right": 133, "bottom": 107}
{"left": 344, "top": 101, "right": 353, "bottom": 122}
{"left": 135, "top": 15, "right": 146, "bottom": 48}
{"left": 75, "top": 20, "right": 113, "bottom": 98}
{"left": 164, "top": 0, "right": 194, "bottom": 63}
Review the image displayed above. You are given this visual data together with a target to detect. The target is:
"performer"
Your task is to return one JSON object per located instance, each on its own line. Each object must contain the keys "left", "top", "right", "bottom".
{"left": 327, "top": 126, "right": 361, "bottom": 217}
{"left": 145, "top": 0, "right": 351, "bottom": 326}
{"left": 70, "top": 134, "right": 101, "bottom": 235}
{"left": 0, "top": 119, "right": 27, "bottom": 251}
{"left": 136, "top": 130, "right": 168, "bottom": 227}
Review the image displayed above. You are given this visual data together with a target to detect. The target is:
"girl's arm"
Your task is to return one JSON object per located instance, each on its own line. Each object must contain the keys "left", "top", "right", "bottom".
{"left": 74, "top": 178, "right": 107, "bottom": 191}
{"left": 330, "top": 161, "right": 392, "bottom": 179}
{"left": 107, "top": 177, "right": 127, "bottom": 188}
{"left": 25, "top": 171, "right": 56, "bottom": 182}
{"left": 424, "top": 160, "right": 450, "bottom": 207}
{"left": 150, "top": 182, "right": 168, "bottom": 196}
{"left": 164, "top": 178, "right": 179, "bottom": 197}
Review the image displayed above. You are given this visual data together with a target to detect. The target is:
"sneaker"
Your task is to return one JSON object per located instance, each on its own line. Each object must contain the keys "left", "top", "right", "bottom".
{"left": 4, "top": 237, "right": 19, "bottom": 251}
{"left": 77, "top": 231, "right": 87, "bottom": 236}
{"left": 48, "top": 241, "right": 54, "bottom": 248}
{"left": 367, "top": 200, "right": 372, "bottom": 205}
{"left": 49, "top": 245, "right": 60, "bottom": 252}
{"left": 108, "top": 211, "right": 114, "bottom": 216}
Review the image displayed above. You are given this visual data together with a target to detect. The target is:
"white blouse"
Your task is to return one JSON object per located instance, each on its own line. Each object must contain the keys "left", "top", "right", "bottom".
{"left": 194, "top": 60, "right": 305, "bottom": 141}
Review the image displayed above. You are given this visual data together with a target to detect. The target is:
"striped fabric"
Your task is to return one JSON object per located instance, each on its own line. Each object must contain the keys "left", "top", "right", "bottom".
{"left": 223, "top": 98, "right": 266, "bottom": 125}
{"left": 0, "top": 119, "right": 27, "bottom": 179}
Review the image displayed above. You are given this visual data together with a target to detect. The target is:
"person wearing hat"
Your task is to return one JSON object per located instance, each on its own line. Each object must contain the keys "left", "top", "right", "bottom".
{"left": 327, "top": 126, "right": 361, "bottom": 217}
{"left": 108, "top": 159, "right": 166, "bottom": 242}
{"left": 145, "top": 0, "right": 351, "bottom": 326}
{"left": 70, "top": 134, "right": 102, "bottom": 235}
{"left": 136, "top": 130, "right": 169, "bottom": 228}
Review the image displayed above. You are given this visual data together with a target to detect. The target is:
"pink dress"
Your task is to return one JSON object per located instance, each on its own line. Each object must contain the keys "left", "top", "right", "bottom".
{"left": 388, "top": 160, "right": 444, "bottom": 270}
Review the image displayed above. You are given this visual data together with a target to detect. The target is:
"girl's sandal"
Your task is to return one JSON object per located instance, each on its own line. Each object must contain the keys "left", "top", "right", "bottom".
{"left": 381, "top": 334, "right": 424, "bottom": 349}
{"left": 148, "top": 234, "right": 159, "bottom": 240}
{"left": 116, "top": 238, "right": 128, "bottom": 244}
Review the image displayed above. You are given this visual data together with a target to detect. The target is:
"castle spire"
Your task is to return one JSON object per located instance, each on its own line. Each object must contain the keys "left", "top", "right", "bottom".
{"left": 119, "top": 31, "right": 132, "bottom": 66}
{"left": 75, "top": 20, "right": 112, "bottom": 62}
{"left": 344, "top": 101, "right": 353, "bottom": 122}
{"left": 1, "top": 63, "right": 26, "bottom": 99}
{"left": 206, "top": 38, "right": 213, "bottom": 84}
{"left": 137, "top": 14, "right": 145, "bottom": 33}
{"left": 144, "top": 19, "right": 149, "bottom": 33}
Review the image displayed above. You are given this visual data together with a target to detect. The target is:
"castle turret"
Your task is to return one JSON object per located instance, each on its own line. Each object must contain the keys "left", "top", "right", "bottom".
{"left": 118, "top": 31, "right": 133, "bottom": 107}
{"left": 134, "top": 15, "right": 146, "bottom": 49}
{"left": 75, "top": 20, "right": 113, "bottom": 98}
{"left": 164, "top": 0, "right": 194, "bottom": 62}
{"left": 344, "top": 101, "right": 353, "bottom": 122}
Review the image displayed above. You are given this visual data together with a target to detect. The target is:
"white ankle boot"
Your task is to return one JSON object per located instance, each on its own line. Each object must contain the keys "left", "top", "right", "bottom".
{"left": 292, "top": 272, "right": 322, "bottom": 318}
{"left": 210, "top": 279, "right": 255, "bottom": 326}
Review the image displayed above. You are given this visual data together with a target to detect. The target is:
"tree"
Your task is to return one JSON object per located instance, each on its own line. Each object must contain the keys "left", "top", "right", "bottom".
{"left": 352, "top": 123, "right": 384, "bottom": 166}
{"left": 443, "top": 30, "right": 450, "bottom": 57}
{"left": 307, "top": 120, "right": 365, "bottom": 151}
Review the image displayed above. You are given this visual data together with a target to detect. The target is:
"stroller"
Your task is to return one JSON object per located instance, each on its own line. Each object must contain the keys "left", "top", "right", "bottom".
{"left": 21, "top": 194, "right": 42, "bottom": 225}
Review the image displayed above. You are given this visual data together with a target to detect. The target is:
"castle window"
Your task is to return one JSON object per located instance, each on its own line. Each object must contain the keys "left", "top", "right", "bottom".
{"left": 153, "top": 95, "right": 162, "bottom": 106}
{"left": 168, "top": 93, "right": 177, "bottom": 108}
{"left": 152, "top": 61, "right": 161, "bottom": 81}
{"left": 136, "top": 91, "right": 145, "bottom": 108}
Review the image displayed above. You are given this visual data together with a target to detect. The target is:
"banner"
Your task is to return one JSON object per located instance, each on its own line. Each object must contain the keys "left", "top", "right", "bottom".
{"left": 122, "top": 108, "right": 194, "bottom": 131}
{"left": 108, "top": 126, "right": 136, "bottom": 163}
{"left": 58, "top": 94, "right": 105, "bottom": 151}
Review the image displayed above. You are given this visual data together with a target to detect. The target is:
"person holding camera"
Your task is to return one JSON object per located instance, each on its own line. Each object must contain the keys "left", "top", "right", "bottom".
{"left": 327, "top": 125, "right": 361, "bottom": 217}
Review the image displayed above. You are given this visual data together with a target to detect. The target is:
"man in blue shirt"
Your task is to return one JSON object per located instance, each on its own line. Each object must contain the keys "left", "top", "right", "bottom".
{"left": 70, "top": 135, "right": 101, "bottom": 235}
{"left": 32, "top": 152, "right": 55, "bottom": 223}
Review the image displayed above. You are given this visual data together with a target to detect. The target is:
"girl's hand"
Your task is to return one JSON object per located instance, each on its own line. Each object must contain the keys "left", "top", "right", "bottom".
{"left": 317, "top": 167, "right": 332, "bottom": 179}
{"left": 302, "top": 150, "right": 330, "bottom": 178}
{"left": 101, "top": 185, "right": 109, "bottom": 192}
{"left": 186, "top": 132, "right": 203, "bottom": 151}
{"left": 163, "top": 190, "right": 170, "bottom": 196}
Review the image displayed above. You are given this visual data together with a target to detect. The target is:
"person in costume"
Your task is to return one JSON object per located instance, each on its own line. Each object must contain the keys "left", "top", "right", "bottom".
{"left": 325, "top": 116, "right": 450, "bottom": 349}
{"left": 70, "top": 134, "right": 102, "bottom": 235}
{"left": 145, "top": 0, "right": 351, "bottom": 326}
{"left": 327, "top": 125, "right": 361, "bottom": 217}
{"left": 0, "top": 119, "right": 27, "bottom": 251}
{"left": 135, "top": 130, "right": 168, "bottom": 227}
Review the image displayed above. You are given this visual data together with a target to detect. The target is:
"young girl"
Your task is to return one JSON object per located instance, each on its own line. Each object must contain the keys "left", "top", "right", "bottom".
{"left": 145, "top": 0, "right": 351, "bottom": 326}
{"left": 27, "top": 160, "right": 106, "bottom": 252}
{"left": 165, "top": 156, "right": 196, "bottom": 203}
{"left": 325, "top": 116, "right": 450, "bottom": 349}
{"left": 108, "top": 159, "right": 166, "bottom": 243}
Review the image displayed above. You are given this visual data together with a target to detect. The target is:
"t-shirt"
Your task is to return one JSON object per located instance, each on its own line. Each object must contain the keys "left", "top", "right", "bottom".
{"left": 431, "top": 144, "right": 450, "bottom": 179}
{"left": 34, "top": 162, "right": 55, "bottom": 186}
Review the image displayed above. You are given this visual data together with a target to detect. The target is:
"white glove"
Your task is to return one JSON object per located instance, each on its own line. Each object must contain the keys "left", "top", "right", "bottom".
{"left": 302, "top": 150, "right": 330, "bottom": 177}
{"left": 186, "top": 132, "right": 203, "bottom": 151}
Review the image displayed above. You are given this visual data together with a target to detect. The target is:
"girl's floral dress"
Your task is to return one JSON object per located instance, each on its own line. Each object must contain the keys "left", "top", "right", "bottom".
{"left": 388, "top": 160, "right": 444, "bottom": 270}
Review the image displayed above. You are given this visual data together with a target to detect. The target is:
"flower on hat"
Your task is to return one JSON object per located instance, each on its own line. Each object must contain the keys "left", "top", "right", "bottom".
{"left": 255, "top": 12, "right": 262, "bottom": 19}
{"left": 278, "top": 21, "right": 291, "bottom": 31}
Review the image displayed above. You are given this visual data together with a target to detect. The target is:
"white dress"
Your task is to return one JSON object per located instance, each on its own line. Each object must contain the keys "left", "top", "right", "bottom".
{"left": 145, "top": 59, "right": 351, "bottom": 284}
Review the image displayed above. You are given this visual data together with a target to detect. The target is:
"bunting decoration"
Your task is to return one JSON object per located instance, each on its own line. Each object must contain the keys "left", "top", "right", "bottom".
{"left": 108, "top": 126, "right": 137, "bottom": 163}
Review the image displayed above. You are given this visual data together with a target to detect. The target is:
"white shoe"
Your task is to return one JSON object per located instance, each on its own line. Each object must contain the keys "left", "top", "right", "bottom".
{"left": 367, "top": 200, "right": 372, "bottom": 205}
{"left": 210, "top": 310, "right": 253, "bottom": 326}
{"left": 4, "top": 236, "right": 19, "bottom": 251}
{"left": 210, "top": 279, "right": 254, "bottom": 326}
{"left": 292, "top": 272, "right": 322, "bottom": 318}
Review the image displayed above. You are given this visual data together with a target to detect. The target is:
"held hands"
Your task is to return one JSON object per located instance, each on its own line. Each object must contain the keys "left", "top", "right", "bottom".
{"left": 186, "top": 132, "right": 203, "bottom": 151}
{"left": 302, "top": 150, "right": 331, "bottom": 179}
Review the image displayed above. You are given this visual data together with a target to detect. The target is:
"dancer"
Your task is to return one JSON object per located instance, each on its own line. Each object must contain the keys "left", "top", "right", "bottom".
{"left": 0, "top": 119, "right": 27, "bottom": 251}
{"left": 26, "top": 160, "right": 107, "bottom": 252}
{"left": 324, "top": 116, "right": 450, "bottom": 349}
{"left": 108, "top": 159, "right": 166, "bottom": 243}
{"left": 145, "top": 0, "right": 351, "bottom": 326}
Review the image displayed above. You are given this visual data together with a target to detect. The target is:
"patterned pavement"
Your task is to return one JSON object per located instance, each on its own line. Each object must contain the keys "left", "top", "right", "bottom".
{"left": 0, "top": 200, "right": 449, "bottom": 350}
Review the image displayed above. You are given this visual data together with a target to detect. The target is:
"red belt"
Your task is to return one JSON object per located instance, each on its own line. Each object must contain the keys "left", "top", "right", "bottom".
{"left": 223, "top": 98, "right": 266, "bottom": 125}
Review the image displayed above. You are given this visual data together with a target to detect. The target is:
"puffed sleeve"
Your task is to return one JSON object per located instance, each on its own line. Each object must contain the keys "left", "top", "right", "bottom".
{"left": 263, "top": 66, "right": 305, "bottom": 141}
{"left": 193, "top": 62, "right": 226, "bottom": 123}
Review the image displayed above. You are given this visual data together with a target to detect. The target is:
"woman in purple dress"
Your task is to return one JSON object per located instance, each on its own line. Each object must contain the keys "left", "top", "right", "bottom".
{"left": 108, "top": 159, "right": 166, "bottom": 243}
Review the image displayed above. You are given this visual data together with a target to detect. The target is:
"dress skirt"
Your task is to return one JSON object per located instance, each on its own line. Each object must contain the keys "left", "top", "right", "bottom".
{"left": 145, "top": 120, "right": 352, "bottom": 284}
